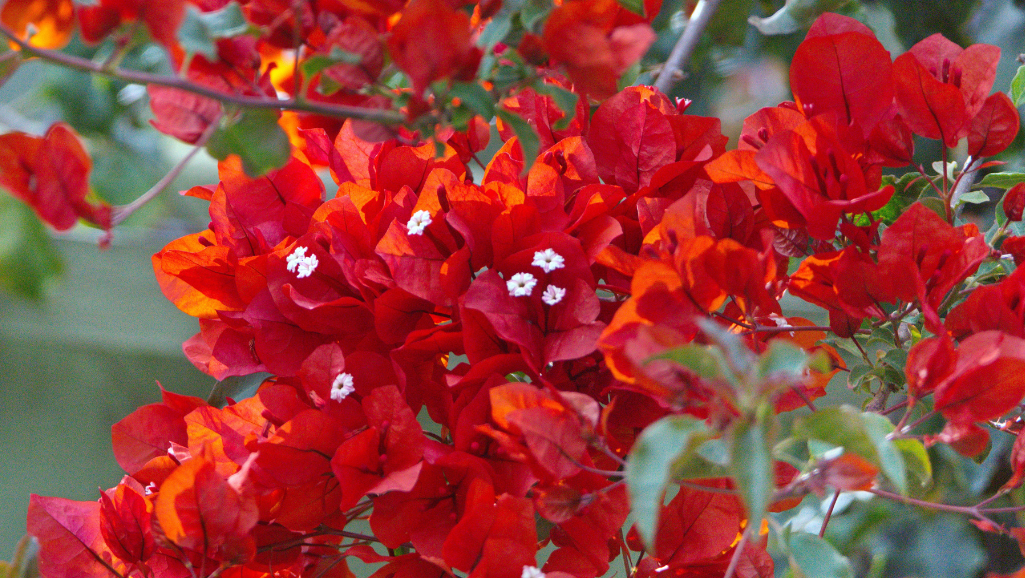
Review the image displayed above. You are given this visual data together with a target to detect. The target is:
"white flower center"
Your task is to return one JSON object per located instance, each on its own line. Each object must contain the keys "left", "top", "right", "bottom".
{"left": 532, "top": 248, "right": 565, "bottom": 273}
{"left": 406, "top": 210, "right": 433, "bottom": 235}
{"left": 541, "top": 284, "right": 566, "bottom": 306}
{"left": 521, "top": 566, "right": 545, "bottom": 578}
{"left": 506, "top": 272, "right": 538, "bottom": 297}
{"left": 330, "top": 372, "right": 355, "bottom": 401}
{"left": 286, "top": 246, "right": 319, "bottom": 278}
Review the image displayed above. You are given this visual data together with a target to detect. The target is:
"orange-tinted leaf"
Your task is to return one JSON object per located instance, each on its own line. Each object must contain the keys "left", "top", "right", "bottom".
{"left": 1, "top": 0, "right": 74, "bottom": 49}
{"left": 153, "top": 230, "right": 244, "bottom": 319}
{"left": 154, "top": 457, "right": 258, "bottom": 557}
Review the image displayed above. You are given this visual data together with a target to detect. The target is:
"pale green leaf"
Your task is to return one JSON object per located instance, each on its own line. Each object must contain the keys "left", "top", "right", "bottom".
{"left": 496, "top": 108, "right": 539, "bottom": 175}
{"left": 788, "top": 532, "right": 854, "bottom": 578}
{"left": 1011, "top": 65, "right": 1025, "bottom": 107}
{"left": 207, "top": 110, "right": 291, "bottom": 177}
{"left": 626, "top": 415, "right": 711, "bottom": 548}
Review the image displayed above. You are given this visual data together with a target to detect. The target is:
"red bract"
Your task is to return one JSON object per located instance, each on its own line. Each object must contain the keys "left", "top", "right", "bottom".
{"left": 893, "top": 34, "right": 1001, "bottom": 146}
{"left": 789, "top": 13, "right": 893, "bottom": 128}
{"left": 755, "top": 115, "right": 892, "bottom": 240}
{"left": 23, "top": 8, "right": 1025, "bottom": 576}
{"left": 0, "top": 123, "right": 111, "bottom": 231}
{"left": 154, "top": 456, "right": 259, "bottom": 562}
{"left": 541, "top": 0, "right": 656, "bottom": 99}
{"left": 386, "top": 0, "right": 481, "bottom": 97}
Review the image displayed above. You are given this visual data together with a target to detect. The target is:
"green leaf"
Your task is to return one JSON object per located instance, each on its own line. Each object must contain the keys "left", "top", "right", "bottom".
{"left": 626, "top": 415, "right": 711, "bottom": 548}
{"left": 748, "top": 0, "right": 855, "bottom": 35}
{"left": 617, "top": 0, "right": 646, "bottom": 16}
{"left": 793, "top": 405, "right": 907, "bottom": 493}
{"left": 520, "top": 0, "right": 553, "bottom": 31}
{"left": 0, "top": 48, "right": 21, "bottom": 90}
{"left": 300, "top": 46, "right": 363, "bottom": 80}
{"left": 207, "top": 110, "right": 292, "bottom": 177}
{"left": 893, "top": 438, "right": 932, "bottom": 487}
{"left": 979, "top": 172, "right": 1025, "bottom": 190}
{"left": 729, "top": 408, "right": 775, "bottom": 527}
{"left": 0, "top": 195, "right": 63, "bottom": 300}
{"left": 206, "top": 372, "right": 272, "bottom": 406}
{"left": 648, "top": 343, "right": 727, "bottom": 381}
{"left": 478, "top": 12, "right": 512, "bottom": 50}
{"left": 496, "top": 108, "right": 539, "bottom": 176}
{"left": 788, "top": 532, "right": 854, "bottom": 578}
{"left": 862, "top": 412, "right": 907, "bottom": 494}
{"left": 532, "top": 83, "right": 579, "bottom": 131}
{"left": 177, "top": 2, "right": 250, "bottom": 59}
{"left": 955, "top": 190, "right": 991, "bottom": 206}
{"left": 450, "top": 82, "right": 496, "bottom": 118}
{"left": 756, "top": 340, "right": 813, "bottom": 381}
{"left": 1011, "top": 64, "right": 1025, "bottom": 108}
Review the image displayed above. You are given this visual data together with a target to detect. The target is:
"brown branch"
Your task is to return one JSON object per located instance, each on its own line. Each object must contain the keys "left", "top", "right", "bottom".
{"left": 0, "top": 22, "right": 404, "bottom": 125}
{"left": 653, "top": 0, "right": 724, "bottom": 94}
{"left": 111, "top": 111, "right": 222, "bottom": 226}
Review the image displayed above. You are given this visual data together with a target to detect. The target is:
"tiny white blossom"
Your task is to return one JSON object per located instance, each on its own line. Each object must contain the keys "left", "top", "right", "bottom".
{"left": 521, "top": 567, "right": 545, "bottom": 578}
{"left": 532, "top": 248, "right": 565, "bottom": 273}
{"left": 506, "top": 272, "right": 538, "bottom": 297}
{"left": 541, "top": 284, "right": 566, "bottom": 306}
{"left": 406, "top": 210, "right": 433, "bottom": 235}
{"left": 331, "top": 372, "right": 355, "bottom": 401}
{"left": 286, "top": 246, "right": 319, "bottom": 278}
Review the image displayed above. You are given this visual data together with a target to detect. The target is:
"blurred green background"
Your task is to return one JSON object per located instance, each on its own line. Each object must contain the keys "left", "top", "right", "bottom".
{"left": 1, "top": 0, "right": 1025, "bottom": 576}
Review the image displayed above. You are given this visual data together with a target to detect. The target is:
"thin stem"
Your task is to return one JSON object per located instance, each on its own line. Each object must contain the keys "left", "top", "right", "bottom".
{"left": 722, "top": 527, "right": 749, "bottom": 578}
{"left": 870, "top": 487, "right": 1021, "bottom": 527}
{"left": 111, "top": 112, "right": 222, "bottom": 226}
{"left": 0, "top": 22, "right": 404, "bottom": 125}
{"left": 619, "top": 529, "right": 634, "bottom": 578}
{"left": 820, "top": 491, "right": 841, "bottom": 537}
{"left": 654, "top": 0, "right": 723, "bottom": 94}
{"left": 942, "top": 145, "right": 951, "bottom": 223}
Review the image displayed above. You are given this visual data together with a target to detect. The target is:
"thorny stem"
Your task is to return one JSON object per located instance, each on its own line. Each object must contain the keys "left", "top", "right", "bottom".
{"left": 0, "top": 22, "right": 404, "bottom": 125}
{"left": 890, "top": 409, "right": 936, "bottom": 439}
{"left": 111, "top": 112, "right": 222, "bottom": 226}
{"left": 820, "top": 491, "right": 841, "bottom": 538}
{"left": 869, "top": 488, "right": 1024, "bottom": 528}
{"left": 654, "top": 0, "right": 724, "bottom": 94}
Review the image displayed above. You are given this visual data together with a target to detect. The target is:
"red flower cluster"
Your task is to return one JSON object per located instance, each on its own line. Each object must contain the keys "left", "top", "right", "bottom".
{"left": 20, "top": 9, "right": 1025, "bottom": 578}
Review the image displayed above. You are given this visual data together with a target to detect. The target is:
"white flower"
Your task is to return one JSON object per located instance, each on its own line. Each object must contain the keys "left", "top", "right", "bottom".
{"left": 407, "top": 210, "right": 433, "bottom": 235}
{"left": 330, "top": 372, "right": 355, "bottom": 401}
{"left": 286, "top": 246, "right": 319, "bottom": 278}
{"left": 521, "top": 567, "right": 545, "bottom": 578}
{"left": 541, "top": 284, "right": 566, "bottom": 306}
{"left": 506, "top": 272, "right": 538, "bottom": 297}
{"left": 532, "top": 248, "right": 565, "bottom": 273}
